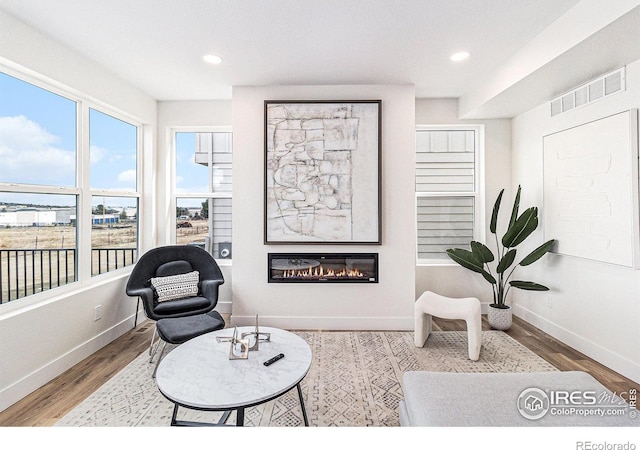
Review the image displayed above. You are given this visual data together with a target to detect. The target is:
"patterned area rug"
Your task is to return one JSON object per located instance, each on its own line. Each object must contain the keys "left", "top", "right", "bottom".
{"left": 55, "top": 330, "right": 557, "bottom": 427}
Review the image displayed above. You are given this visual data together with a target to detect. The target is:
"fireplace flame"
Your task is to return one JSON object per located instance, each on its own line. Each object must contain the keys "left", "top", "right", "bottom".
{"left": 282, "top": 265, "right": 365, "bottom": 279}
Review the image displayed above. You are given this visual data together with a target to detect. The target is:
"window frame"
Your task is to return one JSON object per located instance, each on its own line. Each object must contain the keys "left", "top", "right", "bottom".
{"left": 415, "top": 124, "right": 485, "bottom": 266}
{"left": 86, "top": 107, "right": 142, "bottom": 278}
{"left": 171, "top": 126, "right": 232, "bottom": 265}
{"left": 0, "top": 65, "right": 143, "bottom": 310}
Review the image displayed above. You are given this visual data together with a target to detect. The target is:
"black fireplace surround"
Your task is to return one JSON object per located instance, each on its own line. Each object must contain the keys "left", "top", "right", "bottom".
{"left": 268, "top": 253, "right": 378, "bottom": 283}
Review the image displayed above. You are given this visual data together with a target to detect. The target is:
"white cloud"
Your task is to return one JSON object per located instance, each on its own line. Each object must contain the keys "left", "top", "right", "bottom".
{"left": 117, "top": 169, "right": 137, "bottom": 186}
{"left": 0, "top": 115, "right": 75, "bottom": 184}
{"left": 89, "top": 144, "right": 108, "bottom": 164}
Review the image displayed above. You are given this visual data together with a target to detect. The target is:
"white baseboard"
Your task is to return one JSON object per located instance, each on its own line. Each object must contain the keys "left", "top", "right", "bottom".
{"left": 216, "top": 300, "right": 232, "bottom": 315}
{"left": 230, "top": 314, "right": 414, "bottom": 331}
{"left": 0, "top": 316, "right": 136, "bottom": 412}
{"left": 513, "top": 304, "right": 640, "bottom": 385}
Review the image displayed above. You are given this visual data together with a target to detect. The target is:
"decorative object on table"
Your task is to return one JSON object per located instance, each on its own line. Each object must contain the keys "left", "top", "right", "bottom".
{"left": 217, "top": 327, "right": 250, "bottom": 360}
{"left": 264, "top": 100, "right": 382, "bottom": 244}
{"left": 241, "top": 314, "right": 271, "bottom": 351}
{"left": 446, "top": 186, "right": 556, "bottom": 330}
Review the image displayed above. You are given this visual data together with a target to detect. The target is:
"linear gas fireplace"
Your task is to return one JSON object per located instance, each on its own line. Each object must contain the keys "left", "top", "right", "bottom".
{"left": 268, "top": 253, "right": 378, "bottom": 283}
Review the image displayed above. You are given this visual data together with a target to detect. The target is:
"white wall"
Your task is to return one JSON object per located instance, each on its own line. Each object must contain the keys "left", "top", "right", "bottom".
{"left": 415, "top": 99, "right": 513, "bottom": 307}
{"left": 231, "top": 85, "right": 416, "bottom": 330}
{"left": 156, "top": 100, "right": 234, "bottom": 313}
{"left": 0, "top": 10, "right": 157, "bottom": 411}
{"left": 511, "top": 59, "right": 640, "bottom": 383}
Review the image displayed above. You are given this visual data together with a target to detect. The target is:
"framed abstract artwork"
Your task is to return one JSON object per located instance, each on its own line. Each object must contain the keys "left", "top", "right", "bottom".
{"left": 264, "top": 100, "right": 381, "bottom": 244}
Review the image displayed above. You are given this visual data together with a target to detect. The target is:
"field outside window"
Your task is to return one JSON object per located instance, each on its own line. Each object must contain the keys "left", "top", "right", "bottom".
{"left": 91, "top": 196, "right": 138, "bottom": 276}
{"left": 0, "top": 193, "right": 77, "bottom": 303}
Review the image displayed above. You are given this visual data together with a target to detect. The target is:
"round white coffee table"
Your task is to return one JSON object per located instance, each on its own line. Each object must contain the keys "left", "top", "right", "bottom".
{"left": 155, "top": 326, "right": 312, "bottom": 426}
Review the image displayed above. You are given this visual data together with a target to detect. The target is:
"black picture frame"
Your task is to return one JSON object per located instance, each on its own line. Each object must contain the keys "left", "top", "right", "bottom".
{"left": 264, "top": 100, "right": 382, "bottom": 244}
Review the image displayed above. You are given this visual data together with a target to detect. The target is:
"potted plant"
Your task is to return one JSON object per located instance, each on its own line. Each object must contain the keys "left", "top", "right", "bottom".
{"left": 446, "top": 186, "right": 556, "bottom": 330}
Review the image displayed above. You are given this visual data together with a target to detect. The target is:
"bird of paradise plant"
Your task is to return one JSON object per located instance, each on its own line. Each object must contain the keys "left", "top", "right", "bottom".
{"left": 446, "top": 186, "right": 556, "bottom": 309}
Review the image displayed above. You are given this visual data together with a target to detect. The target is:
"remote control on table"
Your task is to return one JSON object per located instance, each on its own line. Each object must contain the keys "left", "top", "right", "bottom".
{"left": 264, "top": 353, "right": 285, "bottom": 366}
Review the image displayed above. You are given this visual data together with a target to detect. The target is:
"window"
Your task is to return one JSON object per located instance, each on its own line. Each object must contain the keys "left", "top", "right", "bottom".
{"left": 0, "top": 193, "right": 77, "bottom": 302}
{"left": 0, "top": 69, "right": 141, "bottom": 305}
{"left": 89, "top": 109, "right": 139, "bottom": 275}
{"left": 0, "top": 72, "right": 78, "bottom": 303}
{"left": 89, "top": 109, "right": 137, "bottom": 191}
{"left": 174, "top": 131, "right": 232, "bottom": 260}
{"left": 415, "top": 126, "right": 483, "bottom": 263}
{"left": 91, "top": 195, "right": 138, "bottom": 276}
{"left": 0, "top": 72, "right": 77, "bottom": 187}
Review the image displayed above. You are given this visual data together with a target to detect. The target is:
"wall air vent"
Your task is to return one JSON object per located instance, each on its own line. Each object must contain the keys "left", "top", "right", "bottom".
{"left": 550, "top": 67, "right": 625, "bottom": 117}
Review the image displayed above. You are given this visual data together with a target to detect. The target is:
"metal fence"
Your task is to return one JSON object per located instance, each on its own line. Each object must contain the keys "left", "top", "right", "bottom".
{"left": 91, "top": 247, "right": 137, "bottom": 277}
{"left": 0, "top": 247, "right": 137, "bottom": 304}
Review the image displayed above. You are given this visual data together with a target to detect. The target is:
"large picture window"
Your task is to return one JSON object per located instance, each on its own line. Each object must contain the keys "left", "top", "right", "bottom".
{"left": 174, "top": 131, "right": 232, "bottom": 260}
{"left": 0, "top": 70, "right": 141, "bottom": 304}
{"left": 415, "top": 126, "right": 483, "bottom": 263}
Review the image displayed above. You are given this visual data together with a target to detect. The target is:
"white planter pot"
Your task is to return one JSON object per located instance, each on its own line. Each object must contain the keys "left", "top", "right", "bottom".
{"left": 488, "top": 305, "right": 512, "bottom": 330}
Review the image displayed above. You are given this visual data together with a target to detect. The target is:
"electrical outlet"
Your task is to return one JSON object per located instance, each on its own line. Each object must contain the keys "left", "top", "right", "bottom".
{"left": 545, "top": 295, "right": 553, "bottom": 309}
{"left": 94, "top": 305, "right": 102, "bottom": 321}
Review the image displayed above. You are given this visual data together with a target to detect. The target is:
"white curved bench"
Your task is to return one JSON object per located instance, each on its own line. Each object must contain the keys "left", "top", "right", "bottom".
{"left": 414, "top": 291, "right": 482, "bottom": 361}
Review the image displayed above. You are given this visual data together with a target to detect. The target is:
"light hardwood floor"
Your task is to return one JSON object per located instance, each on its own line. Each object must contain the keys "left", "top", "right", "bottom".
{"left": 0, "top": 314, "right": 637, "bottom": 426}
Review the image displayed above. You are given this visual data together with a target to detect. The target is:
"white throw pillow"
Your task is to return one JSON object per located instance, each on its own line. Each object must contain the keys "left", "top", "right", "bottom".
{"left": 149, "top": 270, "right": 199, "bottom": 302}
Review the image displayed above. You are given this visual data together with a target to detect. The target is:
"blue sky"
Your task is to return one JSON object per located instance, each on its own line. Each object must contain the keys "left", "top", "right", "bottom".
{"left": 0, "top": 72, "right": 219, "bottom": 210}
{"left": 175, "top": 131, "right": 208, "bottom": 193}
{"left": 0, "top": 72, "right": 137, "bottom": 206}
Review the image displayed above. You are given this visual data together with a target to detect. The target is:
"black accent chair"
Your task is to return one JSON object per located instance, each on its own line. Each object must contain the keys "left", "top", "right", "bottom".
{"left": 126, "top": 245, "right": 225, "bottom": 365}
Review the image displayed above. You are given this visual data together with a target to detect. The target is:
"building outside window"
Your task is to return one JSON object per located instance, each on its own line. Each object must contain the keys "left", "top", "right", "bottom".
{"left": 0, "top": 70, "right": 141, "bottom": 304}
{"left": 174, "top": 130, "right": 232, "bottom": 261}
{"left": 415, "top": 125, "right": 484, "bottom": 263}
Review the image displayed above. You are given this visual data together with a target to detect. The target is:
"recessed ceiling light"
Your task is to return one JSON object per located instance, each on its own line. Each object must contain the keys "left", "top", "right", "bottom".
{"left": 450, "top": 51, "right": 470, "bottom": 62}
{"left": 202, "top": 54, "right": 223, "bottom": 65}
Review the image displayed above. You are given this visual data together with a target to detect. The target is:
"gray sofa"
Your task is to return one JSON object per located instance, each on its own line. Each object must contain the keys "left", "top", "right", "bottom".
{"left": 399, "top": 371, "right": 638, "bottom": 426}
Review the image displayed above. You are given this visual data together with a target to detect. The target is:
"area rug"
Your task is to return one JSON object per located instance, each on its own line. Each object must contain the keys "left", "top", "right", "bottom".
{"left": 55, "top": 330, "right": 557, "bottom": 427}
